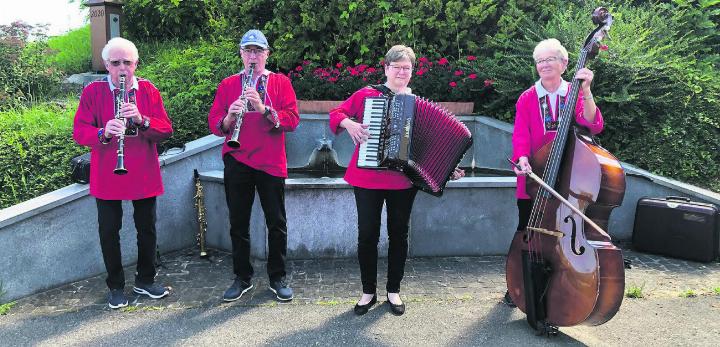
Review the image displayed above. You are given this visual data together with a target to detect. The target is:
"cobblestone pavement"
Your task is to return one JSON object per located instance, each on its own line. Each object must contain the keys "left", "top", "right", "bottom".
{"left": 6, "top": 247, "right": 720, "bottom": 315}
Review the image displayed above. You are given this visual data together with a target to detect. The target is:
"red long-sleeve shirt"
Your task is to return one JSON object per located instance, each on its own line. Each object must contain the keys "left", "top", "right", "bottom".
{"left": 73, "top": 77, "right": 173, "bottom": 200}
{"left": 208, "top": 72, "right": 299, "bottom": 177}
{"left": 329, "top": 87, "right": 413, "bottom": 190}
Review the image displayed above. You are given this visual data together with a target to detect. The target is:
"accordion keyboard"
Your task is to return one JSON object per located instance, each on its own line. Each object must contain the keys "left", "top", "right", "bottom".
{"left": 358, "top": 97, "right": 388, "bottom": 168}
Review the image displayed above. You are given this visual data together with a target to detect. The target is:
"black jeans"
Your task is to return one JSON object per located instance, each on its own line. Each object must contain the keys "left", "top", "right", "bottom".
{"left": 96, "top": 197, "right": 158, "bottom": 290}
{"left": 517, "top": 199, "right": 532, "bottom": 231}
{"left": 354, "top": 186, "right": 418, "bottom": 294}
{"left": 223, "top": 155, "right": 287, "bottom": 282}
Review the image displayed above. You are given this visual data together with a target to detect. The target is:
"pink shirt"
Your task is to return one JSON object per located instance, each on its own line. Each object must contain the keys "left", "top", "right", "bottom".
{"left": 512, "top": 80, "right": 604, "bottom": 199}
{"left": 208, "top": 72, "right": 299, "bottom": 178}
{"left": 329, "top": 87, "right": 413, "bottom": 190}
{"left": 73, "top": 77, "right": 173, "bottom": 200}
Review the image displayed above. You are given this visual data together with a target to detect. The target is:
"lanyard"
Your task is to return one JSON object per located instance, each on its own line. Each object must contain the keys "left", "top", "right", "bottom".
{"left": 539, "top": 93, "right": 566, "bottom": 132}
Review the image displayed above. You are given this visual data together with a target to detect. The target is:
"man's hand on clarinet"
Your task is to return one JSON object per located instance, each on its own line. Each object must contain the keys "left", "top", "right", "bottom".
{"left": 104, "top": 118, "right": 126, "bottom": 137}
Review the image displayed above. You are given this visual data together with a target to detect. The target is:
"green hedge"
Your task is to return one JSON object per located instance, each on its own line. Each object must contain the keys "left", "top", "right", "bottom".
{"left": 0, "top": 100, "right": 86, "bottom": 208}
{"left": 47, "top": 25, "right": 91, "bottom": 74}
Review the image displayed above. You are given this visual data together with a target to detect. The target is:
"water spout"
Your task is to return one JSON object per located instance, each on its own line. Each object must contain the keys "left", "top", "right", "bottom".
{"left": 293, "top": 136, "right": 344, "bottom": 177}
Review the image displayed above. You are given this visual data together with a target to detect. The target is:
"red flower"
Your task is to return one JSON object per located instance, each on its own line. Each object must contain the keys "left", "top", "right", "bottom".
{"left": 468, "top": 73, "right": 477, "bottom": 80}
{"left": 415, "top": 69, "right": 426, "bottom": 76}
{"left": 419, "top": 57, "right": 430, "bottom": 63}
{"left": 467, "top": 55, "right": 477, "bottom": 61}
{"left": 295, "top": 66, "right": 303, "bottom": 72}
{"left": 366, "top": 67, "right": 377, "bottom": 73}
{"left": 362, "top": 77, "right": 367, "bottom": 81}
{"left": 348, "top": 66, "right": 359, "bottom": 76}
{"left": 336, "top": 62, "right": 343, "bottom": 68}
{"left": 438, "top": 58, "right": 449, "bottom": 65}
{"left": 454, "top": 70, "right": 464, "bottom": 76}
{"left": 449, "top": 81, "right": 457, "bottom": 87}
{"left": 329, "top": 77, "right": 338, "bottom": 82}
{"left": 357, "top": 64, "right": 367, "bottom": 73}
{"left": 302, "top": 60, "right": 311, "bottom": 65}
{"left": 484, "top": 79, "right": 495, "bottom": 87}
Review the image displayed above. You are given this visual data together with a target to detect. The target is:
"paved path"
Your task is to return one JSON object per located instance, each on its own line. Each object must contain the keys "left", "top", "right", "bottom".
{"left": 1, "top": 248, "right": 719, "bottom": 346}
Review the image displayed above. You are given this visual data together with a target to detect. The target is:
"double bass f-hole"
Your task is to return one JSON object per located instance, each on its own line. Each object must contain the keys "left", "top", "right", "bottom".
{"left": 563, "top": 215, "right": 585, "bottom": 255}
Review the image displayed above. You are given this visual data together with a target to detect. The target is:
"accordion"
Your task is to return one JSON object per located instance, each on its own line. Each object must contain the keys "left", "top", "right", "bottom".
{"left": 358, "top": 94, "right": 473, "bottom": 196}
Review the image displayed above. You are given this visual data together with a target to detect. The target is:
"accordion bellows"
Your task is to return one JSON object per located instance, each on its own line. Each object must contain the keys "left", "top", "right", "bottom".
{"left": 359, "top": 94, "right": 473, "bottom": 196}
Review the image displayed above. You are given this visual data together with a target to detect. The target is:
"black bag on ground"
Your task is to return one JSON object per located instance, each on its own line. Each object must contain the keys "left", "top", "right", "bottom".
{"left": 632, "top": 196, "right": 719, "bottom": 262}
{"left": 70, "top": 153, "right": 91, "bottom": 184}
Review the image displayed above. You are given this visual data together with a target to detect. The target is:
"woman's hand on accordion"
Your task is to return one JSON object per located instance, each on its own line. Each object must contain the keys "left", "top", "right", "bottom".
{"left": 450, "top": 167, "right": 465, "bottom": 181}
{"left": 340, "top": 118, "right": 370, "bottom": 145}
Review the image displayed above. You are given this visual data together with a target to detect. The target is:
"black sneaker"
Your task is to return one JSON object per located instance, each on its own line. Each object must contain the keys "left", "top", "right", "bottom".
{"left": 269, "top": 278, "right": 293, "bottom": 301}
{"left": 223, "top": 278, "right": 253, "bottom": 302}
{"left": 108, "top": 289, "right": 128, "bottom": 309}
{"left": 133, "top": 282, "right": 170, "bottom": 299}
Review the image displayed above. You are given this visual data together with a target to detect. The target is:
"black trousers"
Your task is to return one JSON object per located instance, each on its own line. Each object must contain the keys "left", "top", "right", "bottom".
{"left": 223, "top": 155, "right": 287, "bottom": 282}
{"left": 96, "top": 197, "right": 158, "bottom": 290}
{"left": 354, "top": 186, "right": 418, "bottom": 294}
{"left": 517, "top": 199, "right": 532, "bottom": 231}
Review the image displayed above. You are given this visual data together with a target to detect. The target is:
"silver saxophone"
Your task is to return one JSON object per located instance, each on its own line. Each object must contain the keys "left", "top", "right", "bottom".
{"left": 227, "top": 63, "right": 255, "bottom": 148}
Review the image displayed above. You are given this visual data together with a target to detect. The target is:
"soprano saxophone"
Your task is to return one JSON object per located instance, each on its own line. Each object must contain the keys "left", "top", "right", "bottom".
{"left": 226, "top": 63, "right": 256, "bottom": 148}
{"left": 193, "top": 169, "right": 208, "bottom": 257}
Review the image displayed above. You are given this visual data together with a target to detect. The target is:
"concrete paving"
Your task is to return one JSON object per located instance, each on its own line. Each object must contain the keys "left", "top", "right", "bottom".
{"left": 1, "top": 248, "right": 719, "bottom": 346}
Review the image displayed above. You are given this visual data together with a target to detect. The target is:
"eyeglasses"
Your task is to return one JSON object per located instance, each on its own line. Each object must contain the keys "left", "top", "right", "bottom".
{"left": 534, "top": 56, "right": 561, "bottom": 65}
{"left": 108, "top": 60, "right": 135, "bottom": 67}
{"left": 241, "top": 48, "right": 267, "bottom": 55}
{"left": 388, "top": 65, "right": 412, "bottom": 72}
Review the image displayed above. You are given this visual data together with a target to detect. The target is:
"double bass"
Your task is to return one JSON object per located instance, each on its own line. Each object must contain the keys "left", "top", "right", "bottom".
{"left": 505, "top": 7, "right": 626, "bottom": 335}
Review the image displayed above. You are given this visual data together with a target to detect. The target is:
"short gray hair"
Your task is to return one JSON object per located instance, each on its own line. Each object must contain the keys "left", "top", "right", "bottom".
{"left": 101, "top": 37, "right": 139, "bottom": 61}
{"left": 533, "top": 38, "right": 568, "bottom": 62}
{"left": 384, "top": 45, "right": 416, "bottom": 66}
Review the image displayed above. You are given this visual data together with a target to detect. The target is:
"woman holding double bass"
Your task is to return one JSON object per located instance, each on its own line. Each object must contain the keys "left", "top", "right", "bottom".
{"left": 505, "top": 8, "right": 626, "bottom": 335}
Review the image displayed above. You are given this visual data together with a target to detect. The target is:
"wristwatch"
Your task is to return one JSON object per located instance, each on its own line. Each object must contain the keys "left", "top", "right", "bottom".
{"left": 139, "top": 117, "right": 151, "bottom": 131}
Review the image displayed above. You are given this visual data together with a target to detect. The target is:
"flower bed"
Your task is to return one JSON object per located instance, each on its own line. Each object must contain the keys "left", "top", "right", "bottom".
{"left": 288, "top": 56, "right": 494, "bottom": 114}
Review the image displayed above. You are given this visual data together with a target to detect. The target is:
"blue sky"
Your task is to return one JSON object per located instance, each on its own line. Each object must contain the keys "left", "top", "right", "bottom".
{"left": 0, "top": 0, "right": 88, "bottom": 35}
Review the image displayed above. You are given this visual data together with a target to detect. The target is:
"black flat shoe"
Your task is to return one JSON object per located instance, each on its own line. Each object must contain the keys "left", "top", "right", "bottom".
{"left": 387, "top": 294, "right": 405, "bottom": 316}
{"left": 353, "top": 294, "right": 377, "bottom": 315}
{"left": 503, "top": 291, "right": 516, "bottom": 308}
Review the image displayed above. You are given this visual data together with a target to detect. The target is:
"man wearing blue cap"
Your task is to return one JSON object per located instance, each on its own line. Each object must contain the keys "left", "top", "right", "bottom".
{"left": 208, "top": 29, "right": 300, "bottom": 302}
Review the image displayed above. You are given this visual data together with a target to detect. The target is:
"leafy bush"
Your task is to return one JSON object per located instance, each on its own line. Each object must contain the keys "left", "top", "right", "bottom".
{"left": 0, "top": 21, "right": 64, "bottom": 110}
{"left": 137, "top": 40, "right": 241, "bottom": 148}
{"left": 475, "top": 1, "right": 720, "bottom": 191}
{"left": 47, "top": 25, "right": 91, "bottom": 74}
{"left": 0, "top": 99, "right": 85, "bottom": 209}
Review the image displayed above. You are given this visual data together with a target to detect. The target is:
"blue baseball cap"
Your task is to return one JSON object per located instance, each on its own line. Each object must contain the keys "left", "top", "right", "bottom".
{"left": 240, "top": 29, "right": 269, "bottom": 50}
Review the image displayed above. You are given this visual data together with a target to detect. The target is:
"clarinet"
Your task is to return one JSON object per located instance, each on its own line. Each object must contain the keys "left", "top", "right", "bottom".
{"left": 227, "top": 63, "right": 255, "bottom": 148}
{"left": 114, "top": 74, "right": 128, "bottom": 175}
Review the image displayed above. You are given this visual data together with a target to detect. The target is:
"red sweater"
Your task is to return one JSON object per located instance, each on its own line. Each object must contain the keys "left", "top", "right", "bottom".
{"left": 73, "top": 77, "right": 173, "bottom": 200}
{"left": 208, "top": 72, "right": 299, "bottom": 178}
{"left": 511, "top": 83, "right": 603, "bottom": 199}
{"left": 329, "top": 87, "right": 413, "bottom": 190}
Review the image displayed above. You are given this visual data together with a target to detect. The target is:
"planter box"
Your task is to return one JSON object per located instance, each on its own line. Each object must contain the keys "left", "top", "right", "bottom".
{"left": 297, "top": 100, "right": 474, "bottom": 115}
